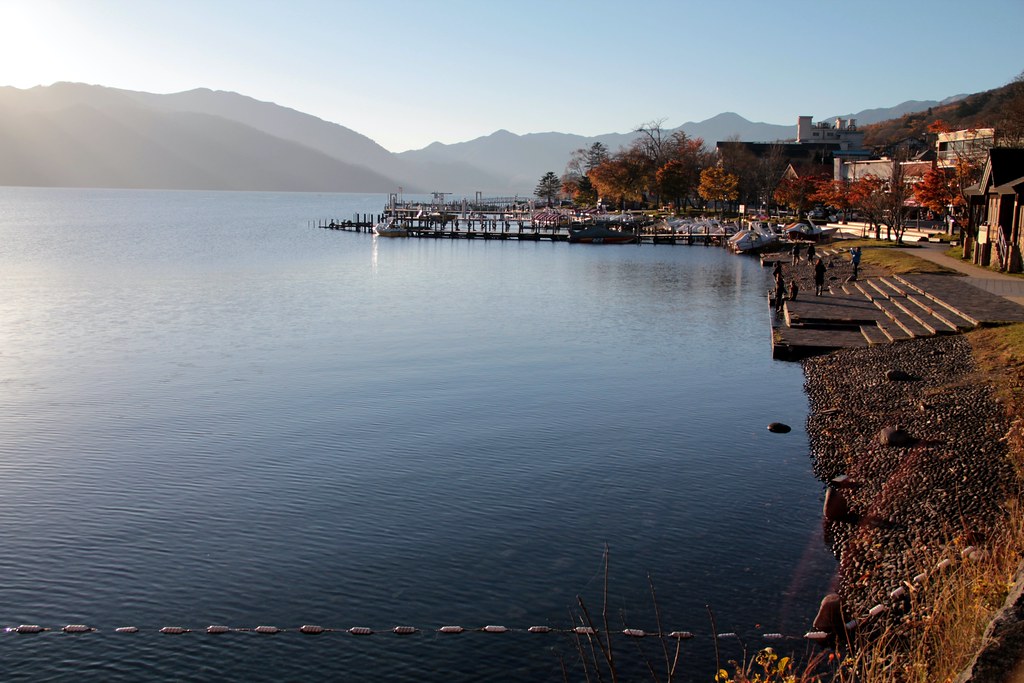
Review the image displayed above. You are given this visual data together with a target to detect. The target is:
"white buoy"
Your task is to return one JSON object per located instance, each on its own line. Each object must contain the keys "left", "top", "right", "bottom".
{"left": 206, "top": 625, "right": 230, "bottom": 634}
{"left": 392, "top": 626, "right": 416, "bottom": 635}
{"left": 160, "top": 626, "right": 189, "bottom": 635}
{"left": 11, "top": 625, "right": 47, "bottom": 634}
{"left": 254, "top": 626, "right": 280, "bottom": 634}
{"left": 300, "top": 625, "right": 326, "bottom": 635}
{"left": 762, "top": 633, "right": 784, "bottom": 640}
{"left": 868, "top": 604, "right": 887, "bottom": 618}
{"left": 528, "top": 626, "right": 551, "bottom": 634}
{"left": 482, "top": 625, "right": 508, "bottom": 633}
{"left": 62, "top": 624, "right": 95, "bottom": 634}
{"left": 348, "top": 627, "right": 373, "bottom": 635}
{"left": 890, "top": 586, "right": 907, "bottom": 599}
{"left": 668, "top": 631, "right": 693, "bottom": 640}
{"left": 623, "top": 628, "right": 646, "bottom": 638}
{"left": 804, "top": 631, "right": 829, "bottom": 641}
{"left": 574, "top": 626, "right": 595, "bottom": 635}
{"left": 115, "top": 627, "right": 139, "bottom": 634}
{"left": 439, "top": 626, "right": 464, "bottom": 634}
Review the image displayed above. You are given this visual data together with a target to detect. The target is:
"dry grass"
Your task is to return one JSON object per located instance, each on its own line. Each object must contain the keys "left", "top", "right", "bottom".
{"left": 859, "top": 248, "right": 956, "bottom": 276}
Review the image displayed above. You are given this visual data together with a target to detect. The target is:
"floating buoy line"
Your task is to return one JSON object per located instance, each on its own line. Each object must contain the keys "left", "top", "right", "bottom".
{"left": 1, "top": 547, "right": 985, "bottom": 650}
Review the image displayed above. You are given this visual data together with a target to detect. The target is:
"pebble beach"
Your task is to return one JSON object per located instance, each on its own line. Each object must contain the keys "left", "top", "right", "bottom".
{"left": 802, "top": 333, "right": 1017, "bottom": 620}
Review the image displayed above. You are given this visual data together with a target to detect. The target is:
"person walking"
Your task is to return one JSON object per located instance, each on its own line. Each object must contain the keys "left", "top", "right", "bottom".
{"left": 806, "top": 242, "right": 816, "bottom": 263}
{"left": 814, "top": 256, "right": 827, "bottom": 296}
{"left": 850, "top": 246, "right": 862, "bottom": 280}
{"left": 791, "top": 242, "right": 801, "bottom": 264}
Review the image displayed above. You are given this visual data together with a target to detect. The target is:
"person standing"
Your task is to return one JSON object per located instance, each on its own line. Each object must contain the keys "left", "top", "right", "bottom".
{"left": 814, "top": 256, "right": 827, "bottom": 296}
{"left": 850, "top": 246, "right": 862, "bottom": 280}
{"left": 791, "top": 242, "right": 801, "bottom": 264}
{"left": 775, "top": 270, "right": 786, "bottom": 311}
{"left": 806, "top": 242, "right": 816, "bottom": 263}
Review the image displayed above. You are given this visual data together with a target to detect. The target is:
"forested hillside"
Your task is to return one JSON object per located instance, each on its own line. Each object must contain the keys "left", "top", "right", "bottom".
{"left": 863, "top": 75, "right": 1024, "bottom": 148}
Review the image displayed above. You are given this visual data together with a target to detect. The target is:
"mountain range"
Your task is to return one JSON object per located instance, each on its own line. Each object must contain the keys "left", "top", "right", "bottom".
{"left": 0, "top": 82, "right": 963, "bottom": 195}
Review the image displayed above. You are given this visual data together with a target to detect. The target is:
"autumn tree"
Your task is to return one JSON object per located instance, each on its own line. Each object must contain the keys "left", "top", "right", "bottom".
{"left": 849, "top": 175, "right": 888, "bottom": 239}
{"left": 876, "top": 152, "right": 916, "bottom": 245}
{"left": 535, "top": 171, "right": 562, "bottom": 207}
{"left": 913, "top": 166, "right": 959, "bottom": 222}
{"left": 773, "top": 171, "right": 828, "bottom": 217}
{"left": 654, "top": 134, "right": 706, "bottom": 211}
{"left": 810, "top": 179, "right": 856, "bottom": 223}
{"left": 718, "top": 139, "right": 761, "bottom": 207}
{"left": 589, "top": 148, "right": 651, "bottom": 209}
{"left": 698, "top": 165, "right": 739, "bottom": 217}
{"left": 562, "top": 142, "right": 611, "bottom": 205}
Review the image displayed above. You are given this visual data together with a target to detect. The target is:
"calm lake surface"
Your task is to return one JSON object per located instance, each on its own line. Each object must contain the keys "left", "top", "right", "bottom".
{"left": 0, "top": 188, "right": 835, "bottom": 681}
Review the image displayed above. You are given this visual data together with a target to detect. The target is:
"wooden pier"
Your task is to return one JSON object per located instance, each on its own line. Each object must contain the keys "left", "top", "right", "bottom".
{"left": 315, "top": 217, "right": 732, "bottom": 245}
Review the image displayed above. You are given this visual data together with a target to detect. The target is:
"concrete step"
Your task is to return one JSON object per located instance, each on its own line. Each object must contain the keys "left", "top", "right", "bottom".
{"left": 861, "top": 277, "right": 961, "bottom": 336}
{"left": 860, "top": 323, "right": 889, "bottom": 345}
{"left": 871, "top": 297, "right": 931, "bottom": 338}
{"left": 891, "top": 274, "right": 982, "bottom": 327}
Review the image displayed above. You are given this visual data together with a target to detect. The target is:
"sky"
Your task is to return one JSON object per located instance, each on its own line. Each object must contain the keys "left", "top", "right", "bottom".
{"left": 1, "top": 0, "right": 1022, "bottom": 153}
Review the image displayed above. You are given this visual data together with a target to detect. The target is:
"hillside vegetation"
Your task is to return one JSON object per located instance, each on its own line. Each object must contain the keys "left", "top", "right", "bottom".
{"left": 863, "top": 74, "right": 1024, "bottom": 148}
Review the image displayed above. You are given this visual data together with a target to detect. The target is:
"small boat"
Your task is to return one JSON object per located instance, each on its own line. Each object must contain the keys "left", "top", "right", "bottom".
{"left": 728, "top": 221, "right": 778, "bottom": 254}
{"left": 374, "top": 217, "right": 408, "bottom": 237}
{"left": 567, "top": 220, "right": 638, "bottom": 244}
{"left": 784, "top": 217, "right": 837, "bottom": 243}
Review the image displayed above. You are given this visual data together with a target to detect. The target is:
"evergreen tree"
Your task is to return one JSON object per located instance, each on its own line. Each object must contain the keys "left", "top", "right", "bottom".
{"left": 535, "top": 171, "right": 562, "bottom": 206}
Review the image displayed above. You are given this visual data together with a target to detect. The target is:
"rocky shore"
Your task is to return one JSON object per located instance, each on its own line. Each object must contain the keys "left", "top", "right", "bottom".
{"left": 801, "top": 333, "right": 1017, "bottom": 622}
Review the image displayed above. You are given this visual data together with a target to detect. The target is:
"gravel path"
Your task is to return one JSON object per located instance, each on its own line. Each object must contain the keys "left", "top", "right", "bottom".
{"left": 801, "top": 334, "right": 1017, "bottom": 619}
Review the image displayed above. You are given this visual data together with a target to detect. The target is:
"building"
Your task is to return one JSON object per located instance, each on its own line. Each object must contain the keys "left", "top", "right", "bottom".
{"left": 717, "top": 115, "right": 870, "bottom": 170}
{"left": 936, "top": 128, "right": 995, "bottom": 165}
{"left": 796, "top": 116, "right": 866, "bottom": 151}
{"left": 966, "top": 147, "right": 1024, "bottom": 272}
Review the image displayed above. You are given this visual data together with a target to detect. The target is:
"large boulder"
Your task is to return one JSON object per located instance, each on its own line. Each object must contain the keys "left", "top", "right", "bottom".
{"left": 878, "top": 425, "right": 917, "bottom": 447}
{"left": 812, "top": 593, "right": 846, "bottom": 633}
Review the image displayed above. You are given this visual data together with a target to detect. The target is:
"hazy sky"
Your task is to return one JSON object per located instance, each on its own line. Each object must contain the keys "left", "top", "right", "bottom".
{"left": 2, "top": 0, "right": 1022, "bottom": 153}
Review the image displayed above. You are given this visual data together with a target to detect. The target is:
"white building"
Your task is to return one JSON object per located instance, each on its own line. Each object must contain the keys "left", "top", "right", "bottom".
{"left": 796, "top": 116, "right": 866, "bottom": 151}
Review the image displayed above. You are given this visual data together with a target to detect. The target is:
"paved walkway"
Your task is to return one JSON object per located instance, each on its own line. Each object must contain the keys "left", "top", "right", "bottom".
{"left": 894, "top": 243, "right": 1024, "bottom": 308}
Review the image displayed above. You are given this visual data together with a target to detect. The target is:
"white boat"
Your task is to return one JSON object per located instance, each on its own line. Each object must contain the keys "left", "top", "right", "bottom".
{"left": 728, "top": 221, "right": 778, "bottom": 254}
{"left": 784, "top": 217, "right": 837, "bottom": 243}
{"left": 374, "top": 217, "right": 408, "bottom": 237}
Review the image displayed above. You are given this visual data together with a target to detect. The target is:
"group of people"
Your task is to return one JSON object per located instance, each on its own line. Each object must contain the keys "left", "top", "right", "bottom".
{"left": 773, "top": 243, "right": 862, "bottom": 312}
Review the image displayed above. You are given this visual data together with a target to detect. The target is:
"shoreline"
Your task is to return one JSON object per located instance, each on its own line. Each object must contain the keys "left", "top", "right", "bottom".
{"left": 801, "top": 332, "right": 1017, "bottom": 635}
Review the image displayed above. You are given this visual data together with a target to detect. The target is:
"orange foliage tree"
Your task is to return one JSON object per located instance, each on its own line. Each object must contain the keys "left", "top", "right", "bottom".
{"left": 773, "top": 172, "right": 828, "bottom": 217}
{"left": 913, "top": 166, "right": 959, "bottom": 219}
{"left": 810, "top": 179, "right": 857, "bottom": 223}
{"left": 698, "top": 166, "right": 739, "bottom": 217}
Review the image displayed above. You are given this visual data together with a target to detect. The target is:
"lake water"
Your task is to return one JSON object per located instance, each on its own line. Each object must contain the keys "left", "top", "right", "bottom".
{"left": 0, "top": 188, "right": 835, "bottom": 681}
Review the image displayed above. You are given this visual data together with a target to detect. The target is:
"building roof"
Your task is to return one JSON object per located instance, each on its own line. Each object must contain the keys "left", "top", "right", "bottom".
{"left": 971, "top": 148, "right": 1024, "bottom": 196}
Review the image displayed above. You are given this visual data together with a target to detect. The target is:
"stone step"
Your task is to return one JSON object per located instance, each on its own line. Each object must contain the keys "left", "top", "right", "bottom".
{"left": 894, "top": 294, "right": 960, "bottom": 334}
{"left": 876, "top": 276, "right": 962, "bottom": 329}
{"left": 871, "top": 297, "right": 931, "bottom": 338}
{"left": 891, "top": 274, "right": 982, "bottom": 327}
{"left": 858, "top": 277, "right": 961, "bottom": 337}
{"left": 860, "top": 323, "right": 889, "bottom": 345}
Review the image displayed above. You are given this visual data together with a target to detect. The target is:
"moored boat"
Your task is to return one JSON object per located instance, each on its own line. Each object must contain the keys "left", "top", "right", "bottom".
{"left": 728, "top": 221, "right": 779, "bottom": 254}
{"left": 567, "top": 220, "right": 638, "bottom": 244}
{"left": 374, "top": 217, "right": 408, "bottom": 237}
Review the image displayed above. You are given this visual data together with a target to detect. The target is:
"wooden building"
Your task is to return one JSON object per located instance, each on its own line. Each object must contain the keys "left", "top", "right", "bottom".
{"left": 966, "top": 148, "right": 1024, "bottom": 272}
